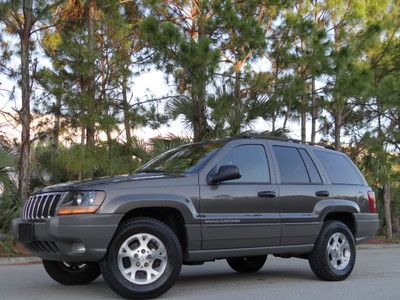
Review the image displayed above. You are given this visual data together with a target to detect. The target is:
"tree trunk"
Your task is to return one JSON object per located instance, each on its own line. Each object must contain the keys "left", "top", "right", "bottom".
{"left": 383, "top": 182, "right": 393, "bottom": 239}
{"left": 122, "top": 75, "right": 132, "bottom": 144}
{"left": 391, "top": 210, "right": 400, "bottom": 235}
{"left": 311, "top": 0, "right": 319, "bottom": 143}
{"left": 271, "top": 113, "right": 276, "bottom": 133}
{"left": 85, "top": 0, "right": 96, "bottom": 145}
{"left": 232, "top": 68, "right": 241, "bottom": 135}
{"left": 52, "top": 96, "right": 61, "bottom": 147}
{"left": 190, "top": 1, "right": 208, "bottom": 142}
{"left": 334, "top": 112, "right": 342, "bottom": 150}
{"left": 193, "top": 92, "right": 208, "bottom": 142}
{"left": 311, "top": 76, "right": 317, "bottom": 142}
{"left": 301, "top": 104, "right": 306, "bottom": 142}
{"left": 81, "top": 125, "right": 86, "bottom": 144}
{"left": 332, "top": 15, "right": 343, "bottom": 151}
{"left": 18, "top": 0, "right": 33, "bottom": 202}
{"left": 299, "top": 19, "right": 307, "bottom": 142}
{"left": 106, "top": 127, "right": 112, "bottom": 146}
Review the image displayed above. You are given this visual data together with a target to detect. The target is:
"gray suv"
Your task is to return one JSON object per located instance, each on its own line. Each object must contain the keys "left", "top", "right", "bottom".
{"left": 12, "top": 136, "right": 379, "bottom": 299}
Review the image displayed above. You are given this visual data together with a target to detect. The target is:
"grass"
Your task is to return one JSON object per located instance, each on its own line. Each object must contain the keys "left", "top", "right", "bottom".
{"left": 0, "top": 235, "right": 29, "bottom": 258}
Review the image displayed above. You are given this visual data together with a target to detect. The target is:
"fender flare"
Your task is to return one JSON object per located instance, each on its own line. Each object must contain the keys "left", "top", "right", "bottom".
{"left": 109, "top": 193, "right": 199, "bottom": 224}
{"left": 314, "top": 199, "right": 360, "bottom": 221}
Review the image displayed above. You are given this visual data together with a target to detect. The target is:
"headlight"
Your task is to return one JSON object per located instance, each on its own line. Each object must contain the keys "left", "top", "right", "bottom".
{"left": 57, "top": 191, "right": 106, "bottom": 215}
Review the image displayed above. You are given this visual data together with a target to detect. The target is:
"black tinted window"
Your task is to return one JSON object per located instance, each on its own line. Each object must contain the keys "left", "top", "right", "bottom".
{"left": 218, "top": 145, "right": 270, "bottom": 183}
{"left": 315, "top": 150, "right": 363, "bottom": 185}
{"left": 273, "top": 146, "right": 309, "bottom": 183}
{"left": 299, "top": 149, "right": 322, "bottom": 183}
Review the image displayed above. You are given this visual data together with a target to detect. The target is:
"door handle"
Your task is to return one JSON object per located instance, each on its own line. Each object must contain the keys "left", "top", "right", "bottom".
{"left": 315, "top": 190, "right": 330, "bottom": 197}
{"left": 258, "top": 191, "right": 276, "bottom": 198}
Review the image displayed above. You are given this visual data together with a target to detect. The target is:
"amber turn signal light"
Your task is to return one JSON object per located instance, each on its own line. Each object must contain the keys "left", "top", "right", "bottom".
{"left": 57, "top": 206, "right": 100, "bottom": 215}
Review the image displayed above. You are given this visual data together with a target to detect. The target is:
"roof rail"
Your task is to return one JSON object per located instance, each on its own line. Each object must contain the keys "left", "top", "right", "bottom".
{"left": 231, "top": 133, "right": 336, "bottom": 150}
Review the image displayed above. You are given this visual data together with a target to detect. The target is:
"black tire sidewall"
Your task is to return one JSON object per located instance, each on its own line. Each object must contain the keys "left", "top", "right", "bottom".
{"left": 101, "top": 219, "right": 182, "bottom": 299}
{"left": 227, "top": 255, "right": 267, "bottom": 273}
{"left": 319, "top": 222, "right": 356, "bottom": 279}
{"left": 42, "top": 260, "right": 100, "bottom": 285}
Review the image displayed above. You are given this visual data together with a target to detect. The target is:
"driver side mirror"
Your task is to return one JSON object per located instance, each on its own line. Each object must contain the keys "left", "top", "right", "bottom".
{"left": 207, "top": 165, "right": 241, "bottom": 185}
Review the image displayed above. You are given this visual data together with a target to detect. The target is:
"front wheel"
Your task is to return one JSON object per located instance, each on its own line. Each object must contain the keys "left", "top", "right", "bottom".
{"left": 227, "top": 255, "right": 267, "bottom": 273}
{"left": 308, "top": 221, "right": 356, "bottom": 281}
{"left": 100, "top": 218, "right": 182, "bottom": 299}
{"left": 42, "top": 260, "right": 101, "bottom": 285}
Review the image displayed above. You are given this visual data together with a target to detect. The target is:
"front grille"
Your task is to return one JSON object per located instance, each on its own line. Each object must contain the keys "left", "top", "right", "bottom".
{"left": 25, "top": 241, "right": 59, "bottom": 253}
{"left": 23, "top": 193, "right": 65, "bottom": 221}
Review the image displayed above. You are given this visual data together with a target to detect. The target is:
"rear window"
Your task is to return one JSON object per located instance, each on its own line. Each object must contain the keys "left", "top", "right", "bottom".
{"left": 314, "top": 150, "right": 364, "bottom": 185}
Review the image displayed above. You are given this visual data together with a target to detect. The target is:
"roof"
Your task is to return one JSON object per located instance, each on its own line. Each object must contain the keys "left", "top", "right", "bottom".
{"left": 229, "top": 133, "right": 336, "bottom": 150}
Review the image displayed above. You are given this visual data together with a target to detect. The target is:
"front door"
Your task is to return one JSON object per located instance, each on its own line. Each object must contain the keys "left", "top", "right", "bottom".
{"left": 199, "top": 142, "right": 280, "bottom": 250}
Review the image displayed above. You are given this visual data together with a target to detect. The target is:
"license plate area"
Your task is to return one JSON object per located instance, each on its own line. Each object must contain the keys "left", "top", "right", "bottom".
{"left": 19, "top": 223, "right": 35, "bottom": 243}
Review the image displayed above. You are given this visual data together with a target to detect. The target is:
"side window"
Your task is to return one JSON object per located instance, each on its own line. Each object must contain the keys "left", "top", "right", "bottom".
{"left": 314, "top": 150, "right": 363, "bottom": 185}
{"left": 218, "top": 145, "right": 270, "bottom": 183}
{"left": 273, "top": 146, "right": 310, "bottom": 184}
{"left": 299, "top": 149, "right": 322, "bottom": 184}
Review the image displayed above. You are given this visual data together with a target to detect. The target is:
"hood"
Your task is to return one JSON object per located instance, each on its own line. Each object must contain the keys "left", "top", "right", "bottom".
{"left": 35, "top": 173, "right": 178, "bottom": 194}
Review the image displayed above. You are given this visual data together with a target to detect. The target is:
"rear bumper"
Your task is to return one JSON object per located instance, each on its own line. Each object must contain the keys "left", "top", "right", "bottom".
{"left": 355, "top": 213, "right": 379, "bottom": 244}
{"left": 12, "top": 214, "right": 123, "bottom": 262}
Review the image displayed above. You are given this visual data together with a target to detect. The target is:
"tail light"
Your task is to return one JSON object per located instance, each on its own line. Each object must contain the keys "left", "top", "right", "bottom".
{"left": 367, "top": 191, "right": 377, "bottom": 213}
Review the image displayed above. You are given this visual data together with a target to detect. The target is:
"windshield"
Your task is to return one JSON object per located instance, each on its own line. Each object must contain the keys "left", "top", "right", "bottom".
{"left": 135, "top": 142, "right": 224, "bottom": 174}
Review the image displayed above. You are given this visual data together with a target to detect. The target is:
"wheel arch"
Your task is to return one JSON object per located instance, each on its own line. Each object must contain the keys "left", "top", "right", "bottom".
{"left": 324, "top": 211, "right": 357, "bottom": 236}
{"left": 315, "top": 199, "right": 359, "bottom": 236}
{"left": 118, "top": 206, "right": 188, "bottom": 255}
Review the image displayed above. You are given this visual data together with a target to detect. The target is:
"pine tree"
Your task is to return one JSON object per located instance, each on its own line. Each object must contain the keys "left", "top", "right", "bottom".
{"left": 0, "top": 0, "right": 67, "bottom": 201}
{"left": 140, "top": 0, "right": 221, "bottom": 142}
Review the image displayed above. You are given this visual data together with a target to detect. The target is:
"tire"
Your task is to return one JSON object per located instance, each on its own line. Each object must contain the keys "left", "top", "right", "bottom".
{"left": 42, "top": 260, "right": 101, "bottom": 285}
{"left": 227, "top": 255, "right": 267, "bottom": 273}
{"left": 308, "top": 221, "right": 356, "bottom": 281}
{"left": 100, "top": 218, "right": 182, "bottom": 299}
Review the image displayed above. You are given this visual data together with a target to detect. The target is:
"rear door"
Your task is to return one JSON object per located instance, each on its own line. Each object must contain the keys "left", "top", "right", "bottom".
{"left": 312, "top": 149, "right": 369, "bottom": 211}
{"left": 199, "top": 141, "right": 280, "bottom": 250}
{"left": 269, "top": 143, "right": 327, "bottom": 246}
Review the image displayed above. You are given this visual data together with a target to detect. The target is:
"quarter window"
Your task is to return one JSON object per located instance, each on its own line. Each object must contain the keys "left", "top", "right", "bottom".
{"left": 273, "top": 146, "right": 310, "bottom": 184}
{"left": 314, "top": 150, "right": 363, "bottom": 185}
{"left": 299, "top": 149, "right": 322, "bottom": 184}
{"left": 218, "top": 145, "right": 270, "bottom": 183}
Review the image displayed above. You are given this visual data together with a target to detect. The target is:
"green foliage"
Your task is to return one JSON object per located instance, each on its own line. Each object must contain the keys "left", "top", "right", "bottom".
{"left": 0, "top": 146, "right": 19, "bottom": 233}
{"left": 130, "top": 135, "right": 191, "bottom": 163}
{"left": 29, "top": 142, "right": 143, "bottom": 187}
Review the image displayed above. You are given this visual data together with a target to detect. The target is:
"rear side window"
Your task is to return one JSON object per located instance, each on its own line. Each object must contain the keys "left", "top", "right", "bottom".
{"left": 218, "top": 144, "right": 270, "bottom": 183}
{"left": 299, "top": 149, "right": 322, "bottom": 184}
{"left": 314, "top": 150, "right": 363, "bottom": 185}
{"left": 273, "top": 146, "right": 310, "bottom": 183}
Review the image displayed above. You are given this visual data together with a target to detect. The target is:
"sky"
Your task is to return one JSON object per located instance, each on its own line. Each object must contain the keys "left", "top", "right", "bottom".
{"left": 0, "top": 32, "right": 308, "bottom": 144}
{"left": 0, "top": 67, "right": 307, "bottom": 142}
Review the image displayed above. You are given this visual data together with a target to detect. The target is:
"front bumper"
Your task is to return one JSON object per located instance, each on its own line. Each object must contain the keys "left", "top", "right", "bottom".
{"left": 12, "top": 214, "right": 123, "bottom": 262}
{"left": 355, "top": 213, "right": 380, "bottom": 244}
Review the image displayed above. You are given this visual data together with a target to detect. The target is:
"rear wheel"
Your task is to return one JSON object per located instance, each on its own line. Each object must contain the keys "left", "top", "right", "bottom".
{"left": 308, "top": 221, "right": 356, "bottom": 281}
{"left": 100, "top": 218, "right": 182, "bottom": 299}
{"left": 227, "top": 255, "right": 267, "bottom": 273}
{"left": 42, "top": 260, "right": 100, "bottom": 285}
